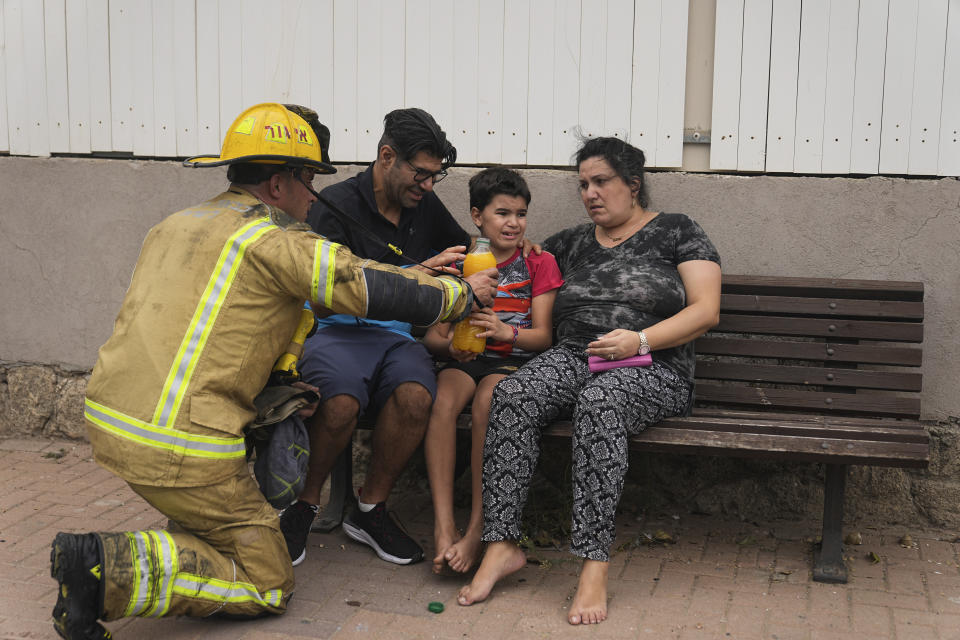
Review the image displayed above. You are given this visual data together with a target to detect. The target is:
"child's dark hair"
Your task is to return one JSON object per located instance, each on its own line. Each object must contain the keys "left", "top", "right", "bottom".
{"left": 468, "top": 167, "right": 531, "bottom": 211}
{"left": 575, "top": 137, "right": 649, "bottom": 208}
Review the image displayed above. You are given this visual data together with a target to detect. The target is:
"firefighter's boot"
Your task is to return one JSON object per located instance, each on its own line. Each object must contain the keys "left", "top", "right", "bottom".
{"left": 50, "top": 532, "right": 111, "bottom": 640}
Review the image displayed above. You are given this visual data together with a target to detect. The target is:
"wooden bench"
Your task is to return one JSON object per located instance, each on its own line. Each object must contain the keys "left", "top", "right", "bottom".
{"left": 314, "top": 274, "right": 928, "bottom": 583}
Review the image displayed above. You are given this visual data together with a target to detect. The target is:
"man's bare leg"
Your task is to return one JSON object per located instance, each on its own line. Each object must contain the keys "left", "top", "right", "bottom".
{"left": 424, "top": 370, "right": 477, "bottom": 574}
{"left": 568, "top": 559, "right": 609, "bottom": 624}
{"left": 361, "top": 382, "right": 433, "bottom": 504}
{"left": 299, "top": 394, "right": 361, "bottom": 506}
{"left": 444, "top": 374, "right": 504, "bottom": 573}
{"left": 457, "top": 540, "right": 527, "bottom": 606}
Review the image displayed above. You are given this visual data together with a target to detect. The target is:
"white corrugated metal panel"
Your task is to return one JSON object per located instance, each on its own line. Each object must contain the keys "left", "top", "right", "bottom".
{"left": 736, "top": 0, "right": 771, "bottom": 172}
{"left": 578, "top": 0, "right": 605, "bottom": 141}
{"left": 655, "top": 0, "right": 689, "bottom": 168}
{"left": 551, "top": 0, "right": 580, "bottom": 166}
{"left": 0, "top": 1, "right": 8, "bottom": 153}
{"left": 173, "top": 0, "right": 198, "bottom": 157}
{"left": 217, "top": 0, "right": 243, "bottom": 147}
{"left": 428, "top": 0, "right": 455, "bottom": 153}
{"left": 793, "top": 0, "right": 829, "bottom": 173}
{"left": 65, "top": 0, "right": 91, "bottom": 154}
{"left": 152, "top": 0, "right": 178, "bottom": 158}
{"left": 879, "top": 0, "right": 919, "bottom": 174}
{"left": 820, "top": 0, "right": 858, "bottom": 174}
{"left": 527, "top": 0, "right": 556, "bottom": 166}
{"left": 108, "top": 0, "right": 133, "bottom": 152}
{"left": 195, "top": 0, "right": 220, "bottom": 156}
{"left": 603, "top": 0, "right": 633, "bottom": 143}
{"left": 849, "top": 0, "right": 888, "bottom": 174}
{"left": 356, "top": 0, "right": 384, "bottom": 160}
{"left": 477, "top": 0, "right": 504, "bottom": 163}
{"left": 630, "top": 0, "right": 660, "bottom": 165}
{"left": 710, "top": 0, "right": 744, "bottom": 170}
{"left": 764, "top": 0, "right": 801, "bottom": 173}
{"left": 6, "top": 0, "right": 955, "bottom": 176}
{"left": 307, "top": 0, "right": 334, "bottom": 159}
{"left": 940, "top": 0, "right": 960, "bottom": 176}
{"left": 452, "top": 0, "right": 480, "bottom": 163}
{"left": 502, "top": 0, "right": 531, "bottom": 164}
{"left": 44, "top": 0, "right": 69, "bottom": 154}
{"left": 907, "top": 0, "right": 948, "bottom": 175}
{"left": 331, "top": 0, "right": 358, "bottom": 161}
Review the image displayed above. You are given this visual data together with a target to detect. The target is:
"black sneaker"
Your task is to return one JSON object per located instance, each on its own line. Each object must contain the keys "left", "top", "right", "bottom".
{"left": 50, "top": 532, "right": 111, "bottom": 640}
{"left": 279, "top": 500, "right": 318, "bottom": 566}
{"left": 341, "top": 501, "right": 423, "bottom": 565}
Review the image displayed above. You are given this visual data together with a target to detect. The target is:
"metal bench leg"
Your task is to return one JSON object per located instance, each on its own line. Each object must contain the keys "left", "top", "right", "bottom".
{"left": 312, "top": 445, "right": 353, "bottom": 532}
{"left": 813, "top": 463, "right": 848, "bottom": 583}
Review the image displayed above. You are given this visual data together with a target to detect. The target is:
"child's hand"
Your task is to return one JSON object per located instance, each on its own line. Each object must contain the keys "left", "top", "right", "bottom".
{"left": 448, "top": 344, "right": 479, "bottom": 362}
{"left": 471, "top": 308, "right": 512, "bottom": 343}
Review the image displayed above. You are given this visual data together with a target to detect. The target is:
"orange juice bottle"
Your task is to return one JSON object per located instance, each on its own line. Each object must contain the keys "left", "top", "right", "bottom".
{"left": 451, "top": 237, "right": 497, "bottom": 353}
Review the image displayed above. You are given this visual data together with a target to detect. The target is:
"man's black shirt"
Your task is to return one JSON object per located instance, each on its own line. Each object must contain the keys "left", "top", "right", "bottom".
{"left": 307, "top": 164, "right": 470, "bottom": 266}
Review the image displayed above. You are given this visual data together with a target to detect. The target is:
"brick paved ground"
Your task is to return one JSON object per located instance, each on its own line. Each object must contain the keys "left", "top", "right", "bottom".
{"left": 1, "top": 437, "right": 958, "bottom": 640}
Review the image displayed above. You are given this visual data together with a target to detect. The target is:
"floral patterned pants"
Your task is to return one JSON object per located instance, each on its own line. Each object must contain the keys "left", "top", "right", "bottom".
{"left": 481, "top": 345, "right": 690, "bottom": 561}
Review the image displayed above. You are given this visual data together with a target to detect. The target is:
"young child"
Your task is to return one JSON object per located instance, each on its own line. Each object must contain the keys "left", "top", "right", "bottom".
{"left": 423, "top": 167, "right": 563, "bottom": 575}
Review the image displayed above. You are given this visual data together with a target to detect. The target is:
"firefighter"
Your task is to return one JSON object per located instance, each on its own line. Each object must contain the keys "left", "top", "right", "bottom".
{"left": 50, "top": 103, "right": 496, "bottom": 639}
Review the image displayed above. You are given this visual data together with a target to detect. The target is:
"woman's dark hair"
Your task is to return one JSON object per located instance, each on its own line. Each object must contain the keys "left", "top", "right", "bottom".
{"left": 378, "top": 108, "right": 457, "bottom": 168}
{"left": 468, "top": 167, "right": 531, "bottom": 211}
{"left": 575, "top": 137, "right": 649, "bottom": 208}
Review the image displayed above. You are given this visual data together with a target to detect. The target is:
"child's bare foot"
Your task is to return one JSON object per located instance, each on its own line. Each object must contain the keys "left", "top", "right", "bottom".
{"left": 444, "top": 529, "right": 483, "bottom": 573}
{"left": 568, "top": 560, "right": 609, "bottom": 625}
{"left": 432, "top": 529, "right": 461, "bottom": 575}
{"left": 457, "top": 541, "right": 526, "bottom": 606}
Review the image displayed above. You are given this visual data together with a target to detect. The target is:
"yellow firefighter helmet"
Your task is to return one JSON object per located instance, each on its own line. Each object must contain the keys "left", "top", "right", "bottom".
{"left": 184, "top": 102, "right": 335, "bottom": 174}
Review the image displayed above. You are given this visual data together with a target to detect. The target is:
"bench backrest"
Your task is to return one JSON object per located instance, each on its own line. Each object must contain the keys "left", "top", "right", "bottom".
{"left": 692, "top": 275, "right": 924, "bottom": 420}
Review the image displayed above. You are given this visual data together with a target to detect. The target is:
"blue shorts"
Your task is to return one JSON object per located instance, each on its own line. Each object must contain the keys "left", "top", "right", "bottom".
{"left": 299, "top": 325, "right": 438, "bottom": 417}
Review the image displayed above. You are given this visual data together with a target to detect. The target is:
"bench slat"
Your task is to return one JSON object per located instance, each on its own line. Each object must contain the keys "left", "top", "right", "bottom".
{"left": 630, "top": 430, "right": 929, "bottom": 467}
{"left": 694, "top": 382, "right": 921, "bottom": 418}
{"left": 658, "top": 416, "right": 928, "bottom": 442}
{"left": 720, "top": 294, "right": 924, "bottom": 320}
{"left": 695, "top": 337, "right": 922, "bottom": 366}
{"left": 533, "top": 422, "right": 928, "bottom": 467}
{"left": 694, "top": 362, "right": 922, "bottom": 392}
{"left": 721, "top": 275, "right": 924, "bottom": 301}
{"left": 691, "top": 408, "right": 927, "bottom": 431}
{"left": 715, "top": 315, "right": 923, "bottom": 342}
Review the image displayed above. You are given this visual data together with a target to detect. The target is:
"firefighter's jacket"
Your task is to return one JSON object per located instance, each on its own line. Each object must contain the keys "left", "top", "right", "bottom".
{"left": 85, "top": 188, "right": 472, "bottom": 488}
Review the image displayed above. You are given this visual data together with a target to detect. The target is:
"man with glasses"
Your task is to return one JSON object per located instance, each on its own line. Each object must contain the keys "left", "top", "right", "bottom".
{"left": 280, "top": 108, "right": 498, "bottom": 567}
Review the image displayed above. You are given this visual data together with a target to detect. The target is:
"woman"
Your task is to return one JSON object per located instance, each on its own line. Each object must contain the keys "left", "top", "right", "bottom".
{"left": 457, "top": 137, "right": 722, "bottom": 625}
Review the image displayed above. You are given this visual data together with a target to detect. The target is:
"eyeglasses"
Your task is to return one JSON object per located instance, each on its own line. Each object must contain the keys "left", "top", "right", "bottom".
{"left": 404, "top": 159, "right": 447, "bottom": 184}
{"left": 290, "top": 167, "right": 318, "bottom": 187}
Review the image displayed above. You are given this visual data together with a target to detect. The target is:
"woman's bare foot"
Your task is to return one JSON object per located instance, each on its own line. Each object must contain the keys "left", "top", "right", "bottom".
{"left": 432, "top": 528, "right": 461, "bottom": 575}
{"left": 444, "top": 529, "right": 483, "bottom": 573}
{"left": 457, "top": 541, "right": 526, "bottom": 606}
{"left": 568, "top": 560, "right": 609, "bottom": 625}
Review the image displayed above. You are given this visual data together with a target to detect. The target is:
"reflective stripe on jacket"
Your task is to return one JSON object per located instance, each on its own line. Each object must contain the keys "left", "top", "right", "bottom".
{"left": 86, "top": 188, "right": 470, "bottom": 487}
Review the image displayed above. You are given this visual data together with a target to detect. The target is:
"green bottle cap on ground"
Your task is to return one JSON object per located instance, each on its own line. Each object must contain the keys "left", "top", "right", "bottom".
{"left": 427, "top": 601, "right": 444, "bottom": 613}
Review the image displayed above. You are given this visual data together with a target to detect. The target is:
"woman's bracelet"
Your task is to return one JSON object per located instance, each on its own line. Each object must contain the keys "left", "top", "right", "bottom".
{"left": 511, "top": 325, "right": 519, "bottom": 344}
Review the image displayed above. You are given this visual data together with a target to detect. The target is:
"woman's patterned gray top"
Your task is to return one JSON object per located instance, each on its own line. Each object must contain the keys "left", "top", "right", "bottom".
{"left": 542, "top": 213, "right": 721, "bottom": 384}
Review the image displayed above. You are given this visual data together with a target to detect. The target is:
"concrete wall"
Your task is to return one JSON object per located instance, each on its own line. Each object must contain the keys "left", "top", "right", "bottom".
{"left": 2, "top": 155, "right": 958, "bottom": 527}
{"left": 3, "top": 156, "right": 955, "bottom": 419}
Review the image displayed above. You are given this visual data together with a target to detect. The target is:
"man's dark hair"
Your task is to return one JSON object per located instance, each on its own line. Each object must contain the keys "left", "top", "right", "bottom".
{"left": 378, "top": 108, "right": 457, "bottom": 169}
{"left": 575, "top": 136, "right": 650, "bottom": 208}
{"left": 468, "top": 167, "right": 531, "bottom": 211}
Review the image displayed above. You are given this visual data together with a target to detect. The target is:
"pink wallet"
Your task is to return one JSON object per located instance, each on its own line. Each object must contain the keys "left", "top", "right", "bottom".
{"left": 588, "top": 353, "right": 653, "bottom": 373}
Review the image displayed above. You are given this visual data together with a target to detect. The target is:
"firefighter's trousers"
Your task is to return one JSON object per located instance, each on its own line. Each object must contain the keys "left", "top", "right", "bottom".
{"left": 97, "top": 469, "right": 294, "bottom": 620}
